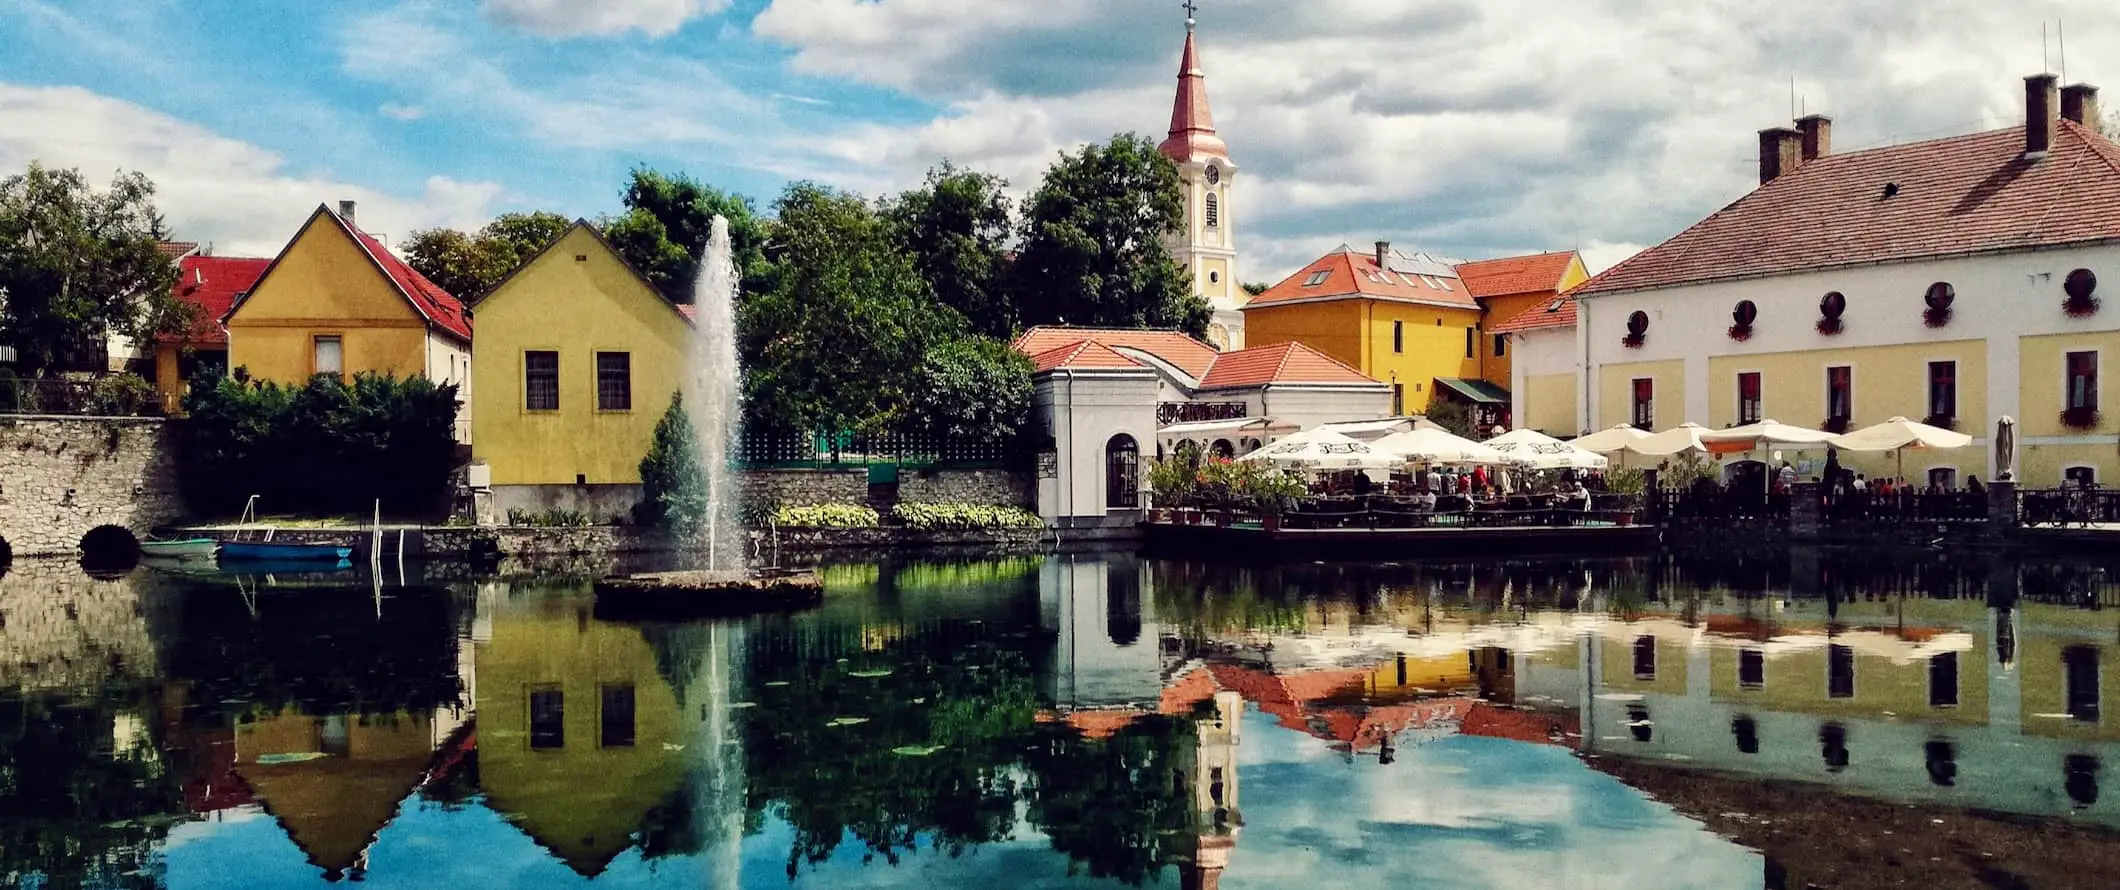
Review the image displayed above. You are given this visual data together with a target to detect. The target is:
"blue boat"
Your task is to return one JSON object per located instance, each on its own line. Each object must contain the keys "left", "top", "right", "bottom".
{"left": 220, "top": 541, "right": 354, "bottom": 562}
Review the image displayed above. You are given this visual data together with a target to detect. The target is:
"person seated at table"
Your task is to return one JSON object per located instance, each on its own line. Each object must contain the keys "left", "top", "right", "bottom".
{"left": 1416, "top": 488, "right": 1437, "bottom": 512}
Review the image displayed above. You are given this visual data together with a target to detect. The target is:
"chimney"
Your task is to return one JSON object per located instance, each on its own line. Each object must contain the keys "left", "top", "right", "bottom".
{"left": 2026, "top": 73, "right": 2060, "bottom": 157}
{"left": 1757, "top": 127, "right": 1803, "bottom": 184}
{"left": 338, "top": 199, "right": 358, "bottom": 227}
{"left": 1795, "top": 114, "right": 1833, "bottom": 161}
{"left": 2063, "top": 83, "right": 2102, "bottom": 128}
{"left": 1374, "top": 241, "right": 1391, "bottom": 269}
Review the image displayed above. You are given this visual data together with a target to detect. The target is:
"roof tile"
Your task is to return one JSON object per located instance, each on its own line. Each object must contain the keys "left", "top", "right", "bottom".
{"left": 345, "top": 224, "right": 471, "bottom": 341}
{"left": 1012, "top": 326, "right": 1219, "bottom": 377}
{"left": 1198, "top": 341, "right": 1378, "bottom": 389}
{"left": 164, "top": 256, "right": 272, "bottom": 347}
{"left": 1456, "top": 251, "right": 1580, "bottom": 299}
{"left": 1490, "top": 293, "right": 1579, "bottom": 335}
{"left": 1246, "top": 246, "right": 1478, "bottom": 311}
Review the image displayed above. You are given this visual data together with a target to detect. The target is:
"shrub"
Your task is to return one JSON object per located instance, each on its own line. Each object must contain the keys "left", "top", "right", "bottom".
{"left": 772, "top": 503, "right": 880, "bottom": 528}
{"left": 902, "top": 337, "right": 1033, "bottom": 444}
{"left": 1603, "top": 467, "right": 1648, "bottom": 495}
{"left": 638, "top": 392, "right": 709, "bottom": 534}
{"left": 87, "top": 372, "right": 155, "bottom": 416}
{"left": 505, "top": 507, "right": 592, "bottom": 528}
{"left": 890, "top": 502, "right": 1043, "bottom": 530}
{"left": 177, "top": 371, "right": 459, "bottom": 517}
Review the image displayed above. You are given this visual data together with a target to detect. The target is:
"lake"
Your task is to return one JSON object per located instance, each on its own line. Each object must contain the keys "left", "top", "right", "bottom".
{"left": 2, "top": 549, "right": 2117, "bottom": 888}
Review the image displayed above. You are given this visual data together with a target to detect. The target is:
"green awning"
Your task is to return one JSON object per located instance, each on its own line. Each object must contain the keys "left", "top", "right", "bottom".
{"left": 1434, "top": 377, "right": 1510, "bottom": 404}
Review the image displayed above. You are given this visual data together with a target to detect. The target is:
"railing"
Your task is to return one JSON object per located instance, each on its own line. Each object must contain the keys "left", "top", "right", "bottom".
{"left": 1823, "top": 491, "right": 1987, "bottom": 523}
{"left": 1157, "top": 401, "right": 1247, "bottom": 425}
{"left": 735, "top": 433, "right": 1018, "bottom": 470}
{"left": 1649, "top": 489, "right": 1790, "bottom": 522}
{"left": 1158, "top": 493, "right": 1646, "bottom": 531}
{"left": 2018, "top": 487, "right": 2120, "bottom": 527}
{"left": 0, "top": 376, "right": 161, "bottom": 417}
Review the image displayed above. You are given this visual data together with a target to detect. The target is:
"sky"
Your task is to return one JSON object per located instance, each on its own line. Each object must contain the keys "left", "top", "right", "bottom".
{"left": 3, "top": 0, "right": 2117, "bottom": 286}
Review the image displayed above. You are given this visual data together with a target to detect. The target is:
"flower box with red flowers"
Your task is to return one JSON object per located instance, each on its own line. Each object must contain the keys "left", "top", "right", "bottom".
{"left": 1923, "top": 307, "right": 1952, "bottom": 328}
{"left": 1822, "top": 416, "right": 1851, "bottom": 434}
{"left": 2061, "top": 407, "right": 2102, "bottom": 430}
{"left": 1727, "top": 324, "right": 1752, "bottom": 342}
{"left": 1922, "top": 414, "right": 1957, "bottom": 431}
{"left": 2064, "top": 296, "right": 2100, "bottom": 318}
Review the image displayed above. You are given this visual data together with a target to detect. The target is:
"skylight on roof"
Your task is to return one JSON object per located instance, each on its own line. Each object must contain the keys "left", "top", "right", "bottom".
{"left": 1546, "top": 299, "right": 1565, "bottom": 312}
{"left": 1303, "top": 270, "right": 1330, "bottom": 287}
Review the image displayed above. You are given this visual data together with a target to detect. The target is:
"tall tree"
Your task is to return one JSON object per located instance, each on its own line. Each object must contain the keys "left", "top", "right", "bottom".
{"left": 884, "top": 162, "right": 1015, "bottom": 337}
{"left": 0, "top": 163, "right": 186, "bottom": 375}
{"left": 740, "top": 182, "right": 966, "bottom": 435}
{"left": 404, "top": 210, "right": 570, "bottom": 300}
{"left": 603, "top": 167, "right": 772, "bottom": 301}
{"left": 1010, "top": 134, "right": 1209, "bottom": 337}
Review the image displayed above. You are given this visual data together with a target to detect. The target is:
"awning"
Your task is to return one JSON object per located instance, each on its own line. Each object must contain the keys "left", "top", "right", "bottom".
{"left": 1157, "top": 417, "right": 1289, "bottom": 438}
{"left": 1433, "top": 377, "right": 1510, "bottom": 404}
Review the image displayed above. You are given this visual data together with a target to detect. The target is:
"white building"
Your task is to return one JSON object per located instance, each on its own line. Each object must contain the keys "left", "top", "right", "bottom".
{"left": 1013, "top": 326, "right": 1391, "bottom": 527}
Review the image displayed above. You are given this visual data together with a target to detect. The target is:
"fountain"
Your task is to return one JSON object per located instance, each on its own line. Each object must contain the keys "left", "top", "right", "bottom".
{"left": 594, "top": 216, "right": 821, "bottom": 615}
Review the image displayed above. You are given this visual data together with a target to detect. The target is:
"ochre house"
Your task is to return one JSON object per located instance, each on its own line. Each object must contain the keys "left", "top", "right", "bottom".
{"left": 469, "top": 221, "right": 693, "bottom": 521}
{"left": 224, "top": 201, "right": 472, "bottom": 438}
{"left": 1573, "top": 74, "right": 2120, "bottom": 487}
{"left": 1243, "top": 244, "right": 1584, "bottom": 430}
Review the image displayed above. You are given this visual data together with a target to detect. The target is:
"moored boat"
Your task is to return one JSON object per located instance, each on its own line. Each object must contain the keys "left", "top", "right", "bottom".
{"left": 140, "top": 538, "right": 221, "bottom": 560}
{"left": 220, "top": 541, "right": 354, "bottom": 562}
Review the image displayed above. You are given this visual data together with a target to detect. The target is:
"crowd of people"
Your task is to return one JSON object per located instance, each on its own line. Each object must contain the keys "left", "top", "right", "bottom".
{"left": 1304, "top": 465, "right": 1600, "bottom": 514}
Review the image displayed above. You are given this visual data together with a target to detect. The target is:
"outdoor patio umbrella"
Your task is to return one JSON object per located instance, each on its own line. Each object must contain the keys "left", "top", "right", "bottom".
{"left": 1237, "top": 427, "right": 1400, "bottom": 470}
{"left": 1371, "top": 427, "right": 1517, "bottom": 465}
{"left": 1826, "top": 416, "right": 1973, "bottom": 479}
{"left": 1482, "top": 428, "right": 1609, "bottom": 471}
{"left": 1623, "top": 422, "right": 1713, "bottom": 457}
{"left": 1698, "top": 419, "right": 1837, "bottom": 453}
{"left": 1570, "top": 423, "right": 1655, "bottom": 454}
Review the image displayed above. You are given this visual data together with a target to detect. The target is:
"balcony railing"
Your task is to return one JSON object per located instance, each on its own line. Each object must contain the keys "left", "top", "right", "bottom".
{"left": 1158, "top": 401, "right": 1247, "bottom": 425}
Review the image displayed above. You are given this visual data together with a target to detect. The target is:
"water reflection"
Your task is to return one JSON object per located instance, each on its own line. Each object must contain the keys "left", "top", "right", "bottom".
{"left": 4, "top": 550, "right": 2120, "bottom": 886}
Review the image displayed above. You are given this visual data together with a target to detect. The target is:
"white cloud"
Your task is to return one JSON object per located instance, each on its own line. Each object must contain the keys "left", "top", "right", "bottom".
{"left": 378, "top": 102, "right": 427, "bottom": 121}
{"left": 0, "top": 84, "right": 507, "bottom": 257}
{"left": 478, "top": 0, "right": 731, "bottom": 38}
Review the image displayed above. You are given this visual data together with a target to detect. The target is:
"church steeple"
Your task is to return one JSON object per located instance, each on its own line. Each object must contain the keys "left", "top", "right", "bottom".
{"left": 1159, "top": 10, "right": 1228, "bottom": 164}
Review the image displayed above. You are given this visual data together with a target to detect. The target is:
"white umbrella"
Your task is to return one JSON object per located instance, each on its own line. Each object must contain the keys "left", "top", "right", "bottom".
{"left": 1699, "top": 419, "right": 1837, "bottom": 449}
{"left": 1828, "top": 416, "right": 1974, "bottom": 480}
{"left": 1624, "top": 422, "right": 1713, "bottom": 457}
{"left": 1571, "top": 423, "right": 1655, "bottom": 454}
{"left": 1372, "top": 427, "right": 1517, "bottom": 465}
{"left": 1238, "top": 427, "right": 1400, "bottom": 470}
{"left": 1483, "top": 428, "right": 1609, "bottom": 471}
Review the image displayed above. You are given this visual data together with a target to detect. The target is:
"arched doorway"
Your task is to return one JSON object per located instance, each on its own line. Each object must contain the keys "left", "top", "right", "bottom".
{"left": 1106, "top": 434, "right": 1140, "bottom": 510}
{"left": 1211, "top": 439, "right": 1235, "bottom": 459}
{"left": 78, "top": 525, "right": 140, "bottom": 575}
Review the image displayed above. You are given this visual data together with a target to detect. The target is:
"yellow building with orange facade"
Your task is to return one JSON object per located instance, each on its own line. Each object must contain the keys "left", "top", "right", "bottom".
{"left": 223, "top": 201, "right": 473, "bottom": 439}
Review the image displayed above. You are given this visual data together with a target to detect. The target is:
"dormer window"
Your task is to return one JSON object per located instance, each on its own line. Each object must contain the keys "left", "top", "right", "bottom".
{"left": 1303, "top": 270, "right": 1329, "bottom": 287}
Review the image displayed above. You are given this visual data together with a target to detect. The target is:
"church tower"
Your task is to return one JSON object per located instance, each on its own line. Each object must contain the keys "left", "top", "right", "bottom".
{"left": 1158, "top": 10, "right": 1243, "bottom": 350}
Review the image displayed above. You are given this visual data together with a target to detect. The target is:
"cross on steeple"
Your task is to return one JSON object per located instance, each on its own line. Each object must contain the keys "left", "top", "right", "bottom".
{"left": 1182, "top": 0, "right": 1198, "bottom": 30}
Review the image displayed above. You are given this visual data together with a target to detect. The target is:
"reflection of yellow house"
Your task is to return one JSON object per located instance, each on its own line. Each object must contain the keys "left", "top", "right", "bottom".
{"left": 2020, "top": 636, "right": 2118, "bottom": 742}
{"left": 1704, "top": 629, "right": 1988, "bottom": 727}
{"left": 469, "top": 221, "right": 692, "bottom": 520}
{"left": 476, "top": 589, "right": 685, "bottom": 877}
{"left": 224, "top": 201, "right": 473, "bottom": 439}
{"left": 233, "top": 708, "right": 448, "bottom": 880}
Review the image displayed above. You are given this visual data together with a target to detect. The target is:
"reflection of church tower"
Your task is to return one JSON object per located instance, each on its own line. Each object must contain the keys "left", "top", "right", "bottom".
{"left": 1181, "top": 690, "right": 1244, "bottom": 890}
{"left": 1158, "top": 10, "right": 1243, "bottom": 351}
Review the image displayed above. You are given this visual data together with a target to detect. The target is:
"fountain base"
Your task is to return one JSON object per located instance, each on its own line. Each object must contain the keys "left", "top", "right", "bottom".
{"left": 593, "top": 569, "right": 823, "bottom": 621}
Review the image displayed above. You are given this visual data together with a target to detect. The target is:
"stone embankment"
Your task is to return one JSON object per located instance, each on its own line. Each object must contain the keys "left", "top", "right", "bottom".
{"left": 0, "top": 416, "right": 184, "bottom": 557}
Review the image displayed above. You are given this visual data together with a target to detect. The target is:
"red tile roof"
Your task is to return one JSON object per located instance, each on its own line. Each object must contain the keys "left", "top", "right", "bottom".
{"left": 164, "top": 256, "right": 271, "bottom": 347}
{"left": 1026, "top": 339, "right": 1145, "bottom": 373}
{"left": 1455, "top": 251, "right": 1581, "bottom": 300}
{"left": 1197, "top": 341, "right": 1378, "bottom": 389}
{"left": 1246, "top": 246, "right": 1478, "bottom": 311}
{"left": 1159, "top": 29, "right": 1228, "bottom": 163}
{"left": 1577, "top": 121, "right": 2120, "bottom": 298}
{"left": 341, "top": 220, "right": 471, "bottom": 342}
{"left": 1490, "top": 292, "right": 1580, "bottom": 335}
{"left": 1012, "top": 326, "right": 1220, "bottom": 377}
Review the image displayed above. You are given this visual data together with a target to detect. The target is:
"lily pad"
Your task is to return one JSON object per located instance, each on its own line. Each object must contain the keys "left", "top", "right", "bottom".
{"left": 827, "top": 717, "right": 870, "bottom": 727}
{"left": 891, "top": 745, "right": 945, "bottom": 757}
{"left": 764, "top": 681, "right": 791, "bottom": 687}
{"left": 847, "top": 668, "right": 894, "bottom": 678}
{"left": 256, "top": 752, "right": 330, "bottom": 765}
{"left": 730, "top": 701, "right": 757, "bottom": 709}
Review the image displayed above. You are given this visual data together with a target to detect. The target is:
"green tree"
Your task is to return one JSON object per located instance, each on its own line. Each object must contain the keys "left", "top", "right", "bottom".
{"left": 178, "top": 371, "right": 460, "bottom": 517}
{"left": 884, "top": 162, "right": 1015, "bottom": 337}
{"left": 1241, "top": 281, "right": 1270, "bottom": 296}
{"left": 0, "top": 162, "right": 187, "bottom": 375}
{"left": 603, "top": 167, "right": 772, "bottom": 301}
{"left": 404, "top": 210, "right": 570, "bottom": 300}
{"left": 1010, "top": 134, "right": 1208, "bottom": 337}
{"left": 741, "top": 182, "right": 965, "bottom": 435}
{"left": 1423, "top": 398, "right": 1476, "bottom": 437}
{"left": 638, "top": 391, "right": 708, "bottom": 533}
{"left": 905, "top": 337, "right": 1033, "bottom": 443}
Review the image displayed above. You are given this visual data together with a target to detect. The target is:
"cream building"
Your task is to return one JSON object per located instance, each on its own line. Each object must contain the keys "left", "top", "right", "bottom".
{"left": 1158, "top": 15, "right": 1245, "bottom": 350}
{"left": 1571, "top": 74, "right": 2120, "bottom": 486}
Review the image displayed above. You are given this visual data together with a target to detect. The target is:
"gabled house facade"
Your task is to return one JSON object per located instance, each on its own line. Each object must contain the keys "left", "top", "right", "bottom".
{"left": 468, "top": 221, "right": 693, "bottom": 521}
{"left": 155, "top": 253, "right": 270, "bottom": 413}
{"left": 224, "top": 201, "right": 472, "bottom": 439}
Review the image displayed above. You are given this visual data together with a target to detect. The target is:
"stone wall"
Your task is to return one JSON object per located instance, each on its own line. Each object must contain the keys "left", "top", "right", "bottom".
{"left": 898, "top": 468, "right": 1034, "bottom": 507}
{"left": 0, "top": 416, "right": 183, "bottom": 557}
{"left": 735, "top": 468, "right": 1035, "bottom": 509}
{"left": 737, "top": 469, "right": 870, "bottom": 508}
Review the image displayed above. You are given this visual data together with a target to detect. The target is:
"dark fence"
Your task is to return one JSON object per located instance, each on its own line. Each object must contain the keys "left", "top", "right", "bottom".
{"left": 1167, "top": 493, "right": 1644, "bottom": 531}
{"left": 1646, "top": 489, "right": 1987, "bottom": 524}
{"left": 2018, "top": 487, "right": 2120, "bottom": 527}
{"left": 0, "top": 376, "right": 160, "bottom": 417}
{"left": 735, "top": 433, "right": 1018, "bottom": 470}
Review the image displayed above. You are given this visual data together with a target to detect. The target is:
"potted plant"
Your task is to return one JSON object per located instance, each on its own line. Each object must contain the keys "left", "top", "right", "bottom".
{"left": 1248, "top": 469, "right": 1309, "bottom": 531}
{"left": 1146, "top": 457, "right": 1194, "bottom": 523}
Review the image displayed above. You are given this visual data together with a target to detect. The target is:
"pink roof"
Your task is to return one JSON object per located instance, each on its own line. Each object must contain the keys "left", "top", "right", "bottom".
{"left": 1158, "top": 29, "right": 1228, "bottom": 163}
{"left": 1577, "top": 121, "right": 2120, "bottom": 298}
{"left": 1490, "top": 292, "right": 1580, "bottom": 335}
{"left": 165, "top": 256, "right": 271, "bottom": 347}
{"left": 1456, "top": 251, "right": 1580, "bottom": 300}
{"left": 1197, "top": 341, "right": 1378, "bottom": 389}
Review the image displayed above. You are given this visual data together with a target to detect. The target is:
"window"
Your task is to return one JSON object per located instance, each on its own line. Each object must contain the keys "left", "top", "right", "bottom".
{"left": 529, "top": 688, "right": 564, "bottom": 749}
{"left": 1393, "top": 320, "right": 1404, "bottom": 354}
{"left": 1303, "top": 270, "right": 1329, "bottom": 287}
{"left": 1204, "top": 192, "right": 1219, "bottom": 228}
{"left": 525, "top": 351, "right": 559, "bottom": 411}
{"left": 2067, "top": 350, "right": 2099, "bottom": 411}
{"left": 1737, "top": 372, "right": 1762, "bottom": 425}
{"left": 1632, "top": 635, "right": 1656, "bottom": 680}
{"left": 1492, "top": 334, "right": 1506, "bottom": 358}
{"left": 1738, "top": 648, "right": 1765, "bottom": 690}
{"left": 1828, "top": 643, "right": 1855, "bottom": 699}
{"left": 1928, "top": 652, "right": 1959, "bottom": 708}
{"left": 1928, "top": 360, "right": 1957, "bottom": 419}
{"left": 596, "top": 351, "right": 631, "bottom": 411}
{"left": 1631, "top": 378, "right": 1654, "bottom": 429}
{"left": 313, "top": 335, "right": 343, "bottom": 378}
{"left": 1464, "top": 326, "right": 1476, "bottom": 358}
{"left": 1826, "top": 365, "right": 1853, "bottom": 422}
{"left": 600, "top": 684, "right": 637, "bottom": 748}
{"left": 1105, "top": 434, "right": 1140, "bottom": 510}
{"left": 1392, "top": 383, "right": 1405, "bottom": 416}
{"left": 2067, "top": 466, "right": 2098, "bottom": 487}
{"left": 1731, "top": 716, "right": 1760, "bottom": 754}
{"left": 2064, "top": 646, "right": 2100, "bottom": 722}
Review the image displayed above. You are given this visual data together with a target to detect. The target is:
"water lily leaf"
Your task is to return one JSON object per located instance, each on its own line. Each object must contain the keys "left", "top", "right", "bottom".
{"left": 891, "top": 745, "right": 944, "bottom": 757}
{"left": 828, "top": 717, "right": 869, "bottom": 727}
{"left": 764, "top": 681, "right": 791, "bottom": 687}
{"left": 847, "top": 668, "right": 894, "bottom": 678}
{"left": 256, "top": 752, "right": 330, "bottom": 765}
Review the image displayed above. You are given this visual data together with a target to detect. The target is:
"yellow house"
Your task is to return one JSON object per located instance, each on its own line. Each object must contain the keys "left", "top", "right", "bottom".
{"left": 1457, "top": 250, "right": 1591, "bottom": 392}
{"left": 469, "top": 221, "right": 693, "bottom": 521}
{"left": 224, "top": 201, "right": 473, "bottom": 438}
{"left": 232, "top": 707, "right": 456, "bottom": 880}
